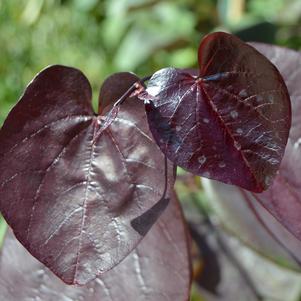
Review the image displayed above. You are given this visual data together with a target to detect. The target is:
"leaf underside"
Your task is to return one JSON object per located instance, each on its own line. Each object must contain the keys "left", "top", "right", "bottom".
{"left": 203, "top": 178, "right": 301, "bottom": 267}
{"left": 140, "top": 32, "right": 291, "bottom": 192}
{"left": 0, "top": 193, "right": 192, "bottom": 301}
{"left": 0, "top": 67, "right": 174, "bottom": 284}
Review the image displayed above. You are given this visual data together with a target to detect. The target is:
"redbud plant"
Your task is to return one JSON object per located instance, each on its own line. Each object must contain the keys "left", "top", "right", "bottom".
{"left": 0, "top": 32, "right": 300, "bottom": 301}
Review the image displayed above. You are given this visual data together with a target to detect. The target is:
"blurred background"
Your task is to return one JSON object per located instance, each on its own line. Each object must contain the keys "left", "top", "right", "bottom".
{"left": 1, "top": 0, "right": 301, "bottom": 300}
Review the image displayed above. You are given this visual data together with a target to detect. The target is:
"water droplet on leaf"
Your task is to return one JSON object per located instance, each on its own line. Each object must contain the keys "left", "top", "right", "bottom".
{"left": 198, "top": 155, "right": 207, "bottom": 165}
{"left": 239, "top": 89, "right": 248, "bottom": 97}
{"left": 269, "top": 158, "right": 279, "bottom": 165}
{"left": 234, "top": 141, "right": 241, "bottom": 150}
{"left": 257, "top": 95, "right": 263, "bottom": 102}
{"left": 236, "top": 128, "right": 243, "bottom": 134}
{"left": 268, "top": 95, "right": 274, "bottom": 103}
{"left": 219, "top": 162, "right": 226, "bottom": 168}
{"left": 230, "top": 110, "right": 238, "bottom": 119}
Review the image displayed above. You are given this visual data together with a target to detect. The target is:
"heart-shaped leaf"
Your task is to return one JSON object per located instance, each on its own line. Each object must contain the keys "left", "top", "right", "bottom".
{"left": 140, "top": 32, "right": 291, "bottom": 192}
{"left": 0, "top": 67, "right": 174, "bottom": 285}
{"left": 247, "top": 43, "right": 301, "bottom": 243}
{"left": 0, "top": 193, "right": 191, "bottom": 301}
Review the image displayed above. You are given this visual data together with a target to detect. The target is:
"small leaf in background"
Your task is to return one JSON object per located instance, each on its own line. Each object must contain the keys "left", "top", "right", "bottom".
{"left": 0, "top": 67, "right": 174, "bottom": 285}
{"left": 0, "top": 193, "right": 191, "bottom": 301}
{"left": 140, "top": 32, "right": 291, "bottom": 192}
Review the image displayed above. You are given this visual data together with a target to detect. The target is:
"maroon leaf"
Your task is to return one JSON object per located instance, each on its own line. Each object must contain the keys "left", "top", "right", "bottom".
{"left": 247, "top": 43, "right": 301, "bottom": 243}
{"left": 98, "top": 72, "right": 140, "bottom": 114}
{"left": 140, "top": 32, "right": 291, "bottom": 192}
{"left": 0, "top": 67, "right": 174, "bottom": 284}
{"left": 0, "top": 193, "right": 191, "bottom": 301}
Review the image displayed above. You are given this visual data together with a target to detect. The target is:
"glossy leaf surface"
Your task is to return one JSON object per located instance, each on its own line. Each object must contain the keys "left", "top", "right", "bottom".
{"left": 248, "top": 43, "right": 301, "bottom": 242}
{"left": 0, "top": 67, "right": 174, "bottom": 284}
{"left": 141, "top": 32, "right": 291, "bottom": 192}
{"left": 0, "top": 193, "right": 191, "bottom": 301}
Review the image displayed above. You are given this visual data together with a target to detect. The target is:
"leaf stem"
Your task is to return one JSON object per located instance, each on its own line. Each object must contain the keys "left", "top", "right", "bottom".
{"left": 140, "top": 75, "right": 152, "bottom": 83}
{"left": 113, "top": 75, "right": 152, "bottom": 107}
{"left": 93, "top": 74, "right": 153, "bottom": 144}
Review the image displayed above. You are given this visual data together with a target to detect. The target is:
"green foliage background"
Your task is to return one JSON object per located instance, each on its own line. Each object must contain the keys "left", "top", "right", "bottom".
{"left": 0, "top": 0, "right": 300, "bottom": 125}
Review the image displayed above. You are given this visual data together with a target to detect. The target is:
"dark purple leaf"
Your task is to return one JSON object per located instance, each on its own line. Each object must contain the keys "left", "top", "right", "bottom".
{"left": 0, "top": 193, "right": 191, "bottom": 301}
{"left": 140, "top": 32, "right": 291, "bottom": 192}
{"left": 247, "top": 43, "right": 301, "bottom": 243}
{"left": 0, "top": 67, "right": 174, "bottom": 284}
{"left": 98, "top": 72, "right": 140, "bottom": 114}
